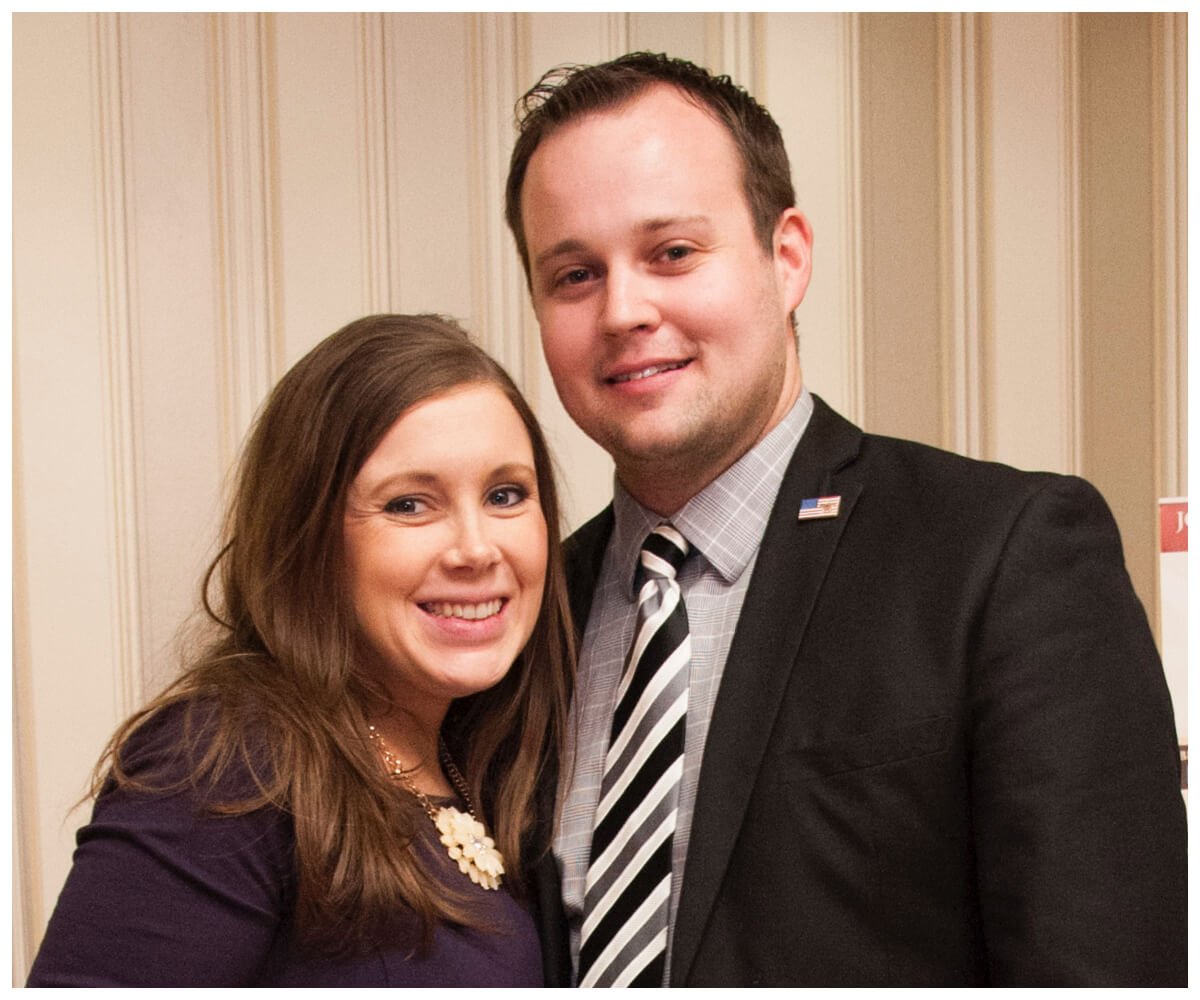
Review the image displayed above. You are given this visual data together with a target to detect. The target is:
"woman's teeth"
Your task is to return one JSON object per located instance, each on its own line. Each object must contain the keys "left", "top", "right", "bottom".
{"left": 423, "top": 599, "right": 503, "bottom": 621}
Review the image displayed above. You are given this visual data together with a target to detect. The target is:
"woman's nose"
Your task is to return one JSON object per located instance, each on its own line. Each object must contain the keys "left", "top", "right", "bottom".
{"left": 444, "top": 513, "right": 501, "bottom": 570}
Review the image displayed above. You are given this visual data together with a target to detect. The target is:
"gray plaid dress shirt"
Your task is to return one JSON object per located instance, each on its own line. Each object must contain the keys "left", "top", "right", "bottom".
{"left": 554, "top": 388, "right": 814, "bottom": 984}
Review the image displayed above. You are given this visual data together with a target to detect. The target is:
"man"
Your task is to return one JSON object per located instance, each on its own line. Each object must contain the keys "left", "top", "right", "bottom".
{"left": 506, "top": 53, "right": 1186, "bottom": 986}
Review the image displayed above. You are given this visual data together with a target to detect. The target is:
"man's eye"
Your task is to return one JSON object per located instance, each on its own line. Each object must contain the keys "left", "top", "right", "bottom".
{"left": 663, "top": 245, "right": 692, "bottom": 262}
{"left": 383, "top": 497, "right": 426, "bottom": 515}
{"left": 488, "top": 486, "right": 527, "bottom": 508}
{"left": 559, "top": 268, "right": 591, "bottom": 286}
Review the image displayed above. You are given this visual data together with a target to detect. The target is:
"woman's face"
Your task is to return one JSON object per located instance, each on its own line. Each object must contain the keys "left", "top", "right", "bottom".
{"left": 343, "top": 383, "right": 548, "bottom": 719}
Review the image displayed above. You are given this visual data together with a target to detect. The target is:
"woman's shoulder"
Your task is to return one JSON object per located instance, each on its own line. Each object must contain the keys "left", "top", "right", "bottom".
{"left": 28, "top": 695, "right": 297, "bottom": 986}
{"left": 110, "top": 692, "right": 278, "bottom": 807}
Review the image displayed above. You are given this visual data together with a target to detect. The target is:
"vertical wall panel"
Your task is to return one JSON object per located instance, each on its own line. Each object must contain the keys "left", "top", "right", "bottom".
{"left": 14, "top": 12, "right": 130, "bottom": 965}
{"left": 987, "top": 13, "right": 1082, "bottom": 475}
{"left": 705, "top": 13, "right": 757, "bottom": 86}
{"left": 763, "top": 13, "right": 863, "bottom": 423}
{"left": 940, "top": 13, "right": 990, "bottom": 459}
{"left": 123, "top": 14, "right": 226, "bottom": 692}
{"left": 210, "top": 14, "right": 283, "bottom": 451}
{"left": 525, "top": 12, "right": 627, "bottom": 70}
{"left": 858, "top": 14, "right": 943, "bottom": 447}
{"left": 92, "top": 13, "right": 145, "bottom": 712}
{"left": 359, "top": 13, "right": 394, "bottom": 315}
{"left": 629, "top": 12, "right": 706, "bottom": 64}
{"left": 389, "top": 15, "right": 474, "bottom": 326}
{"left": 1153, "top": 14, "right": 1188, "bottom": 500}
{"left": 466, "top": 13, "right": 528, "bottom": 382}
{"left": 1079, "top": 15, "right": 1159, "bottom": 620}
{"left": 272, "top": 14, "right": 364, "bottom": 365}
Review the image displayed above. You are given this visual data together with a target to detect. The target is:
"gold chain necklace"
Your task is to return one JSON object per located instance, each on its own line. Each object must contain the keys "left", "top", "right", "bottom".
{"left": 366, "top": 724, "right": 505, "bottom": 891}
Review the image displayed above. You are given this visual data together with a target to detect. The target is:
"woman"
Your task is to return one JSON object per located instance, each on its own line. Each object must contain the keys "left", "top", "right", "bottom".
{"left": 28, "top": 314, "right": 573, "bottom": 986}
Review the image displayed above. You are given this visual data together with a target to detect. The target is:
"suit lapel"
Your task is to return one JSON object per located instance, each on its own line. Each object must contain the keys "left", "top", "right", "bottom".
{"left": 534, "top": 507, "right": 614, "bottom": 987}
{"left": 670, "top": 396, "right": 865, "bottom": 984}
{"left": 563, "top": 504, "right": 615, "bottom": 639}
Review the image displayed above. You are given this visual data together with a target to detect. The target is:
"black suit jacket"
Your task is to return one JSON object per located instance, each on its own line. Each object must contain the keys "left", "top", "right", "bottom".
{"left": 539, "top": 396, "right": 1186, "bottom": 986}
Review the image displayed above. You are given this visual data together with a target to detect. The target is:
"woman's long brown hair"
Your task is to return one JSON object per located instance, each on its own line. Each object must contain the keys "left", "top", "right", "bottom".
{"left": 95, "top": 314, "right": 574, "bottom": 953}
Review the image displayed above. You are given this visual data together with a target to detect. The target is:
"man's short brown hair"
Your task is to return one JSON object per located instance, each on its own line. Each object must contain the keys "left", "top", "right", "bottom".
{"left": 504, "top": 51, "right": 796, "bottom": 283}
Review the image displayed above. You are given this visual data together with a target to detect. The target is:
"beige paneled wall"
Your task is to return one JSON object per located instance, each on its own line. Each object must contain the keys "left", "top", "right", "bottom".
{"left": 15, "top": 14, "right": 141, "bottom": 967}
{"left": 12, "top": 12, "right": 1185, "bottom": 980}
{"left": 764, "top": 12, "right": 865, "bottom": 420}
{"left": 1078, "top": 13, "right": 1174, "bottom": 623}
{"left": 858, "top": 13, "right": 943, "bottom": 447}
{"left": 1155, "top": 15, "right": 1189, "bottom": 502}
{"left": 987, "top": 14, "right": 1084, "bottom": 474}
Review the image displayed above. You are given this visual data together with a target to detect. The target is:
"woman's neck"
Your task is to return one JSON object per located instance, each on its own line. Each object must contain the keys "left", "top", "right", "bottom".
{"left": 366, "top": 708, "right": 454, "bottom": 797}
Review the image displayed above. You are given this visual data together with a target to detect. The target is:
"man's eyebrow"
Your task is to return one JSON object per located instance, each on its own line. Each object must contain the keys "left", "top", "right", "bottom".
{"left": 641, "top": 214, "right": 710, "bottom": 233}
{"left": 533, "top": 216, "right": 714, "bottom": 270}
{"left": 534, "top": 239, "right": 587, "bottom": 270}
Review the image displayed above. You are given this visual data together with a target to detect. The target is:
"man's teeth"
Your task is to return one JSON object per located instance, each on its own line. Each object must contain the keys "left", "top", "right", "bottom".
{"left": 611, "top": 361, "right": 687, "bottom": 384}
{"left": 424, "top": 599, "right": 503, "bottom": 621}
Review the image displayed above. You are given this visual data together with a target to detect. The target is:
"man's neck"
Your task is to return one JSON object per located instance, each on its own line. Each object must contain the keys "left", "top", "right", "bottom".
{"left": 618, "top": 379, "right": 804, "bottom": 516}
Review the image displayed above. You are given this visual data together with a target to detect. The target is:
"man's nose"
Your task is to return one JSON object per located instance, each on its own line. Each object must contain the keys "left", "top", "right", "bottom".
{"left": 600, "top": 266, "right": 661, "bottom": 336}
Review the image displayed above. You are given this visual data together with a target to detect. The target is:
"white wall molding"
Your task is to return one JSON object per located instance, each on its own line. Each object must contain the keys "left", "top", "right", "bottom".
{"left": 1054, "top": 14, "right": 1084, "bottom": 476}
{"left": 13, "top": 419, "right": 41, "bottom": 974}
{"left": 706, "top": 13, "right": 756, "bottom": 91}
{"left": 839, "top": 13, "right": 865, "bottom": 425}
{"left": 760, "top": 13, "right": 861, "bottom": 423}
{"left": 940, "top": 12, "right": 989, "bottom": 460}
{"left": 604, "top": 12, "right": 630, "bottom": 58}
{"left": 15, "top": 12, "right": 152, "bottom": 974}
{"left": 1152, "top": 12, "right": 1188, "bottom": 498}
{"left": 854, "top": 15, "right": 941, "bottom": 446}
{"left": 209, "top": 13, "right": 281, "bottom": 464}
{"left": 466, "top": 13, "right": 531, "bottom": 388}
{"left": 988, "top": 14, "right": 1085, "bottom": 474}
{"left": 357, "top": 13, "right": 393, "bottom": 314}
{"left": 91, "top": 12, "right": 146, "bottom": 714}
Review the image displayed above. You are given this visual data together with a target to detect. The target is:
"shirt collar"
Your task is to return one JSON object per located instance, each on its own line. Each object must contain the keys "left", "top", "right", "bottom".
{"left": 611, "top": 387, "right": 814, "bottom": 598}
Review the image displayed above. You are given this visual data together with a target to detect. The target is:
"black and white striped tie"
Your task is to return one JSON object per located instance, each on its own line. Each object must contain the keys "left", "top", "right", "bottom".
{"left": 579, "top": 524, "right": 690, "bottom": 988}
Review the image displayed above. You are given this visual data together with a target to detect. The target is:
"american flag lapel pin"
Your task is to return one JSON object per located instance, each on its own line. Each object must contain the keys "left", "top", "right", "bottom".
{"left": 797, "top": 495, "right": 841, "bottom": 521}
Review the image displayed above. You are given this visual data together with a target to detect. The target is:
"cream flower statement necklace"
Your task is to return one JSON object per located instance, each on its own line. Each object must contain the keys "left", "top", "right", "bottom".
{"left": 366, "top": 724, "right": 505, "bottom": 891}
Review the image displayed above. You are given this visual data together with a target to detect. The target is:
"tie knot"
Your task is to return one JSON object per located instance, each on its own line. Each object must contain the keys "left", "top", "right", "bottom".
{"left": 640, "top": 523, "right": 689, "bottom": 581}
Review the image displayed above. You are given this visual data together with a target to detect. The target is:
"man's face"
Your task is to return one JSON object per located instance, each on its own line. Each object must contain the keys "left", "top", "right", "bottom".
{"left": 520, "top": 85, "right": 812, "bottom": 513}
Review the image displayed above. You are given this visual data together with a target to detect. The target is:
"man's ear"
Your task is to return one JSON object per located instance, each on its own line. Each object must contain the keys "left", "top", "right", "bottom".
{"left": 774, "top": 208, "right": 814, "bottom": 313}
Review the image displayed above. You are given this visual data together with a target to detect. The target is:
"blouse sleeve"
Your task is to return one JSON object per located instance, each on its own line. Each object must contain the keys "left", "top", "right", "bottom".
{"left": 27, "top": 705, "right": 294, "bottom": 987}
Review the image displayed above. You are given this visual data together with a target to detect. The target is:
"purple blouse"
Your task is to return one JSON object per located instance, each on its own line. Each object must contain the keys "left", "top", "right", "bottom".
{"left": 27, "top": 706, "right": 543, "bottom": 987}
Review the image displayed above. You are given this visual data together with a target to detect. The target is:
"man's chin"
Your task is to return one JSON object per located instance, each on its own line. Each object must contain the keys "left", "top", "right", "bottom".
{"left": 609, "top": 427, "right": 739, "bottom": 491}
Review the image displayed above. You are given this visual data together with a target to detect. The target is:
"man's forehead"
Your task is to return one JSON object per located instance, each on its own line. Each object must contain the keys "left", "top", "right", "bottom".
{"left": 517, "top": 81, "right": 749, "bottom": 254}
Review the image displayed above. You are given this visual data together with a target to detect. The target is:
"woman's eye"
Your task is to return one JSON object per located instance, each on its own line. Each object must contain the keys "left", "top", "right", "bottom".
{"left": 487, "top": 486, "right": 527, "bottom": 508}
{"left": 383, "top": 497, "right": 426, "bottom": 515}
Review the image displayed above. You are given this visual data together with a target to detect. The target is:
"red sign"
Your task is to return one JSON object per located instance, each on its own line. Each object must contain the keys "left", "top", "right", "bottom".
{"left": 1160, "top": 501, "right": 1188, "bottom": 553}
